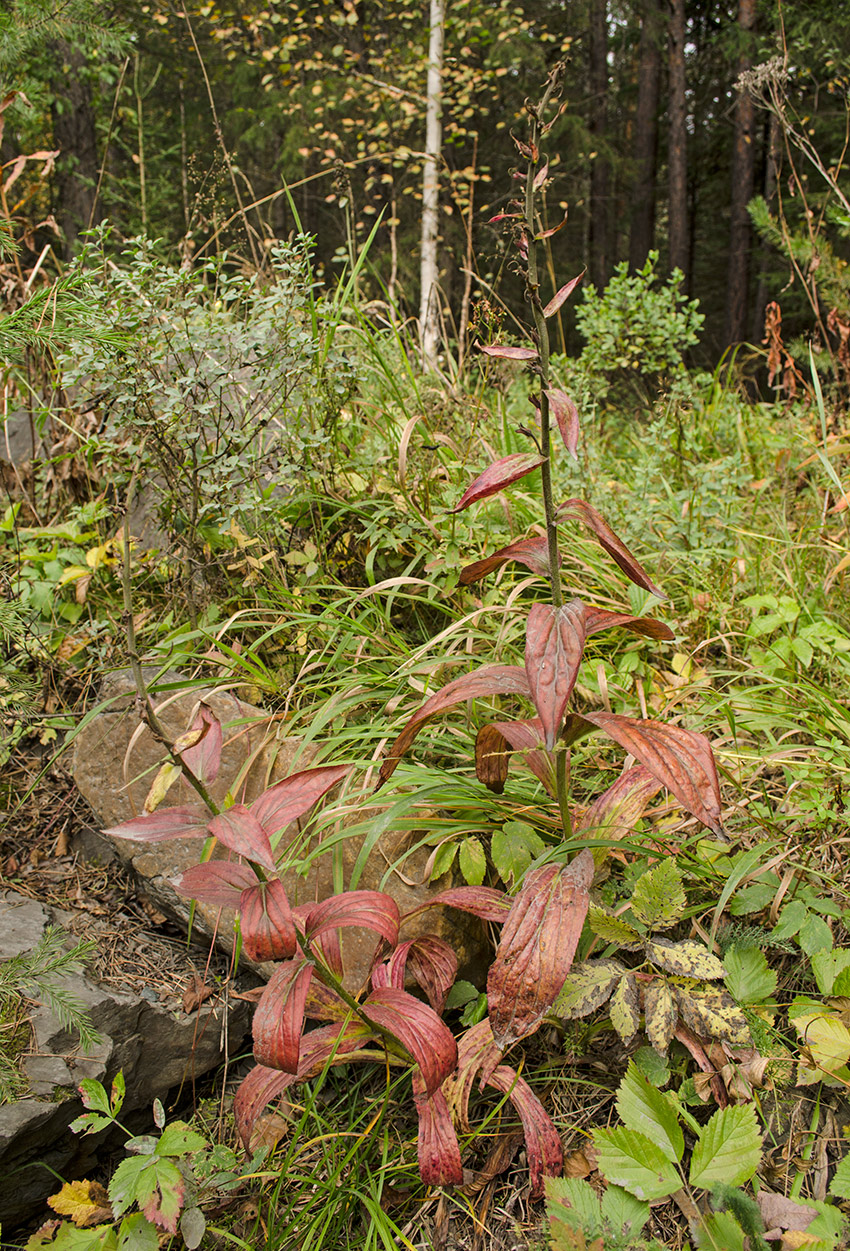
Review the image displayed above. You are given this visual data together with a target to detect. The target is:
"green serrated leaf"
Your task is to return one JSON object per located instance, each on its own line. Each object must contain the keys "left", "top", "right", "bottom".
{"left": 693, "top": 1210, "right": 746, "bottom": 1250}
{"left": 688, "top": 1105, "right": 762, "bottom": 1188}
{"left": 673, "top": 983, "right": 751, "bottom": 1045}
{"left": 771, "top": 899, "right": 808, "bottom": 940}
{"left": 491, "top": 822, "right": 545, "bottom": 886}
{"left": 587, "top": 904, "right": 643, "bottom": 949}
{"left": 78, "top": 1079, "right": 111, "bottom": 1116}
{"left": 723, "top": 947, "right": 777, "bottom": 1004}
{"left": 555, "top": 959, "right": 625, "bottom": 1020}
{"left": 833, "top": 967, "right": 850, "bottom": 997}
{"left": 459, "top": 836, "right": 486, "bottom": 886}
{"left": 646, "top": 938, "right": 725, "bottom": 979}
{"left": 69, "top": 1113, "right": 114, "bottom": 1136}
{"left": 609, "top": 973, "right": 640, "bottom": 1043}
{"left": 644, "top": 977, "right": 677, "bottom": 1056}
{"left": 798, "top": 912, "right": 833, "bottom": 955}
{"left": 729, "top": 881, "right": 777, "bottom": 916}
{"left": 116, "top": 1213, "right": 158, "bottom": 1251}
{"left": 109, "top": 1156, "right": 152, "bottom": 1219}
{"left": 593, "top": 1126, "right": 681, "bottom": 1201}
{"left": 431, "top": 841, "right": 458, "bottom": 880}
{"left": 631, "top": 860, "right": 686, "bottom": 930}
{"left": 615, "top": 1062, "right": 683, "bottom": 1162}
{"left": 632, "top": 1045, "right": 670, "bottom": 1087}
{"left": 599, "top": 1184, "right": 650, "bottom": 1242}
{"left": 545, "top": 1176, "right": 602, "bottom": 1236}
{"left": 156, "top": 1122, "right": 207, "bottom": 1157}
{"left": 828, "top": 1150, "right": 850, "bottom": 1199}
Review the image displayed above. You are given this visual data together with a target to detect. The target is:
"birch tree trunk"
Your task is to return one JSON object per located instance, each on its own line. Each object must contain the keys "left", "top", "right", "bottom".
{"left": 419, "top": 0, "right": 445, "bottom": 371}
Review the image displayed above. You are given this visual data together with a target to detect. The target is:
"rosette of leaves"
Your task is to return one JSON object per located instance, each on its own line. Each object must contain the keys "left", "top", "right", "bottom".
{"left": 554, "top": 860, "right": 750, "bottom": 1056}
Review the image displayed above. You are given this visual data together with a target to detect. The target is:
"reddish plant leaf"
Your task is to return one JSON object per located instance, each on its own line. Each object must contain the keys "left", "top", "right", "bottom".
{"left": 310, "top": 925, "right": 344, "bottom": 978}
{"left": 488, "top": 211, "right": 521, "bottom": 222}
{"left": 104, "top": 805, "right": 209, "bottom": 843}
{"left": 452, "top": 453, "right": 545, "bottom": 513}
{"left": 475, "top": 723, "right": 510, "bottom": 794}
{"left": 379, "top": 664, "right": 531, "bottom": 787}
{"left": 240, "top": 878, "right": 297, "bottom": 962}
{"left": 373, "top": 936, "right": 459, "bottom": 1015}
{"left": 558, "top": 498, "right": 667, "bottom": 599}
{"left": 476, "top": 344, "right": 539, "bottom": 361}
{"left": 173, "top": 860, "right": 256, "bottom": 907}
{"left": 403, "top": 885, "right": 512, "bottom": 926}
{"left": 459, "top": 535, "right": 554, "bottom": 585}
{"left": 486, "top": 1065, "right": 563, "bottom": 1196}
{"left": 412, "top": 1072, "right": 464, "bottom": 1187}
{"left": 534, "top": 214, "right": 568, "bottom": 241}
{"left": 575, "top": 765, "right": 662, "bottom": 861}
{"left": 444, "top": 1018, "right": 504, "bottom": 1132}
{"left": 234, "top": 1021, "right": 375, "bottom": 1146}
{"left": 533, "top": 160, "right": 549, "bottom": 189}
{"left": 303, "top": 890, "right": 400, "bottom": 949}
{"left": 178, "top": 703, "right": 222, "bottom": 784}
{"left": 542, "top": 271, "right": 584, "bottom": 318}
{"left": 250, "top": 764, "right": 350, "bottom": 841}
{"left": 545, "top": 389, "right": 580, "bottom": 459}
{"left": 583, "top": 605, "right": 674, "bottom": 641}
{"left": 525, "top": 601, "right": 588, "bottom": 750}
{"left": 208, "top": 805, "right": 276, "bottom": 871}
{"left": 490, "top": 718, "right": 557, "bottom": 796}
{"left": 364, "top": 986, "right": 458, "bottom": 1096}
{"left": 488, "top": 850, "right": 594, "bottom": 1048}
{"left": 582, "top": 713, "right": 723, "bottom": 836}
{"left": 252, "top": 957, "right": 315, "bottom": 1073}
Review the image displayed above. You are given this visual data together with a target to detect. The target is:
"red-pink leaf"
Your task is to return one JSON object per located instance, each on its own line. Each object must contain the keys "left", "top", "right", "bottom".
{"left": 364, "top": 986, "right": 457, "bottom": 1095}
{"left": 534, "top": 214, "right": 568, "bottom": 240}
{"left": 525, "top": 601, "right": 588, "bottom": 750}
{"left": 412, "top": 1072, "right": 464, "bottom": 1186}
{"left": 575, "top": 765, "right": 663, "bottom": 859}
{"left": 208, "top": 804, "right": 276, "bottom": 871}
{"left": 240, "top": 878, "right": 297, "bottom": 962}
{"left": 252, "top": 957, "right": 315, "bottom": 1072}
{"left": 379, "top": 664, "right": 531, "bottom": 786}
{"left": 303, "top": 890, "right": 400, "bottom": 949}
{"left": 488, "top": 211, "right": 521, "bottom": 222}
{"left": 583, "top": 713, "right": 723, "bottom": 835}
{"left": 452, "top": 453, "right": 545, "bottom": 513}
{"left": 489, "top": 718, "right": 556, "bottom": 796}
{"left": 179, "top": 703, "right": 222, "bottom": 784}
{"left": 250, "top": 764, "right": 350, "bottom": 841}
{"left": 488, "top": 850, "right": 594, "bottom": 1048}
{"left": 477, "top": 343, "right": 539, "bottom": 361}
{"left": 558, "top": 498, "right": 667, "bottom": 599}
{"left": 174, "top": 860, "right": 256, "bottom": 907}
{"left": 104, "top": 805, "right": 209, "bottom": 843}
{"left": 403, "top": 885, "right": 512, "bottom": 925}
{"left": 542, "top": 271, "right": 584, "bottom": 318}
{"left": 583, "top": 605, "right": 675, "bottom": 641}
{"left": 373, "top": 936, "right": 459, "bottom": 1014}
{"left": 444, "top": 1018, "right": 504, "bottom": 1132}
{"left": 234, "top": 1021, "right": 375, "bottom": 1146}
{"left": 533, "top": 160, "right": 549, "bottom": 189}
{"left": 486, "top": 1065, "right": 563, "bottom": 1196}
{"left": 545, "top": 389, "right": 580, "bottom": 459}
{"left": 459, "top": 534, "right": 555, "bottom": 585}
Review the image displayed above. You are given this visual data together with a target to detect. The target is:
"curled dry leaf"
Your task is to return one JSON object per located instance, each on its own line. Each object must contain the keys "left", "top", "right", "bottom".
{"left": 459, "top": 534, "right": 554, "bottom": 585}
{"left": 542, "top": 270, "right": 584, "bottom": 318}
{"left": 558, "top": 498, "right": 667, "bottom": 599}
{"left": 488, "top": 718, "right": 556, "bottom": 796}
{"left": 477, "top": 343, "right": 539, "bottom": 360}
{"left": 582, "top": 712, "right": 723, "bottom": 836}
{"left": 452, "top": 452, "right": 546, "bottom": 513}
{"left": 379, "top": 664, "right": 531, "bottom": 786}
{"left": 486, "top": 1065, "right": 564, "bottom": 1197}
{"left": 488, "top": 850, "right": 594, "bottom": 1048}
{"left": 364, "top": 986, "right": 458, "bottom": 1096}
{"left": 475, "top": 723, "right": 510, "bottom": 793}
{"left": 545, "top": 389, "right": 580, "bottom": 459}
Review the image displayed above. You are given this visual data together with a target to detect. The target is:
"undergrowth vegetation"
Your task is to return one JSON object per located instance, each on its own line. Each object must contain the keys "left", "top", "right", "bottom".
{"left": 3, "top": 74, "right": 850, "bottom": 1251}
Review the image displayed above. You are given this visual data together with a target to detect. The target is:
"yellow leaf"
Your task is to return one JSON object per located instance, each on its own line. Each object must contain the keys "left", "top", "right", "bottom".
{"left": 85, "top": 543, "right": 113, "bottom": 570}
{"left": 48, "top": 1179, "right": 112, "bottom": 1226}
{"left": 144, "top": 761, "right": 182, "bottom": 813}
{"left": 792, "top": 1011, "right": 850, "bottom": 1072}
{"left": 57, "top": 564, "right": 91, "bottom": 586}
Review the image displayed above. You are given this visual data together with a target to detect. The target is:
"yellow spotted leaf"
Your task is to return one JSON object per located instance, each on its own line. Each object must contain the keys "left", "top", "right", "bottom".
{"left": 587, "top": 905, "right": 643, "bottom": 950}
{"left": 646, "top": 939, "right": 725, "bottom": 980}
{"left": 609, "top": 972, "right": 640, "bottom": 1043}
{"left": 555, "top": 959, "right": 625, "bottom": 1019}
{"left": 673, "top": 984, "right": 751, "bottom": 1045}
{"left": 644, "top": 978, "right": 677, "bottom": 1056}
{"left": 792, "top": 1011, "right": 850, "bottom": 1073}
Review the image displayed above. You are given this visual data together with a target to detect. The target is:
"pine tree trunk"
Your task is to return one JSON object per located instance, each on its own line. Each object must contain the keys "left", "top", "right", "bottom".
{"left": 588, "top": 0, "right": 610, "bottom": 290}
{"left": 724, "top": 0, "right": 757, "bottom": 345}
{"left": 419, "top": 0, "right": 445, "bottom": 371}
{"left": 50, "top": 41, "right": 101, "bottom": 257}
{"left": 629, "top": 0, "right": 662, "bottom": 272}
{"left": 667, "top": 0, "right": 688, "bottom": 277}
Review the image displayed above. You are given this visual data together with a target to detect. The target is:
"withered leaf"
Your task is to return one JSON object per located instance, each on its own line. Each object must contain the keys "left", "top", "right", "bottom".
{"left": 488, "top": 717, "right": 556, "bottom": 796}
{"left": 182, "top": 974, "right": 214, "bottom": 1015}
{"left": 586, "top": 904, "right": 643, "bottom": 949}
{"left": 412, "top": 1074, "right": 464, "bottom": 1187}
{"left": 609, "top": 973, "right": 640, "bottom": 1043}
{"left": 477, "top": 343, "right": 539, "bottom": 361}
{"left": 581, "top": 713, "right": 723, "bottom": 836}
{"left": 643, "top": 978, "right": 677, "bottom": 1056}
{"left": 489, "top": 850, "right": 593, "bottom": 1047}
{"left": 542, "top": 271, "right": 584, "bottom": 318}
{"left": 673, "top": 984, "right": 751, "bottom": 1046}
{"left": 555, "top": 958, "right": 625, "bottom": 1019}
{"left": 475, "top": 723, "right": 510, "bottom": 794}
{"left": 459, "top": 534, "right": 555, "bottom": 585}
{"left": 576, "top": 766, "right": 663, "bottom": 865}
{"left": 486, "top": 1064, "right": 564, "bottom": 1197}
{"left": 545, "top": 389, "right": 580, "bottom": 459}
{"left": 645, "top": 939, "right": 725, "bottom": 980}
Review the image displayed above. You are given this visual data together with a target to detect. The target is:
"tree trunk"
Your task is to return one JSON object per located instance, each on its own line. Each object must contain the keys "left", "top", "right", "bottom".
{"left": 50, "top": 41, "right": 101, "bottom": 257}
{"left": 629, "top": 0, "right": 662, "bottom": 272}
{"left": 751, "top": 111, "right": 780, "bottom": 344}
{"left": 588, "top": 0, "right": 610, "bottom": 290}
{"left": 419, "top": 0, "right": 445, "bottom": 371}
{"left": 667, "top": 0, "right": 688, "bottom": 277}
{"left": 724, "top": 0, "right": 757, "bottom": 346}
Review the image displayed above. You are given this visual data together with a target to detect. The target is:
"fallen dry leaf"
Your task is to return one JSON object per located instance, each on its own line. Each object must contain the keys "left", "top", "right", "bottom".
{"left": 182, "top": 974, "right": 215, "bottom": 1014}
